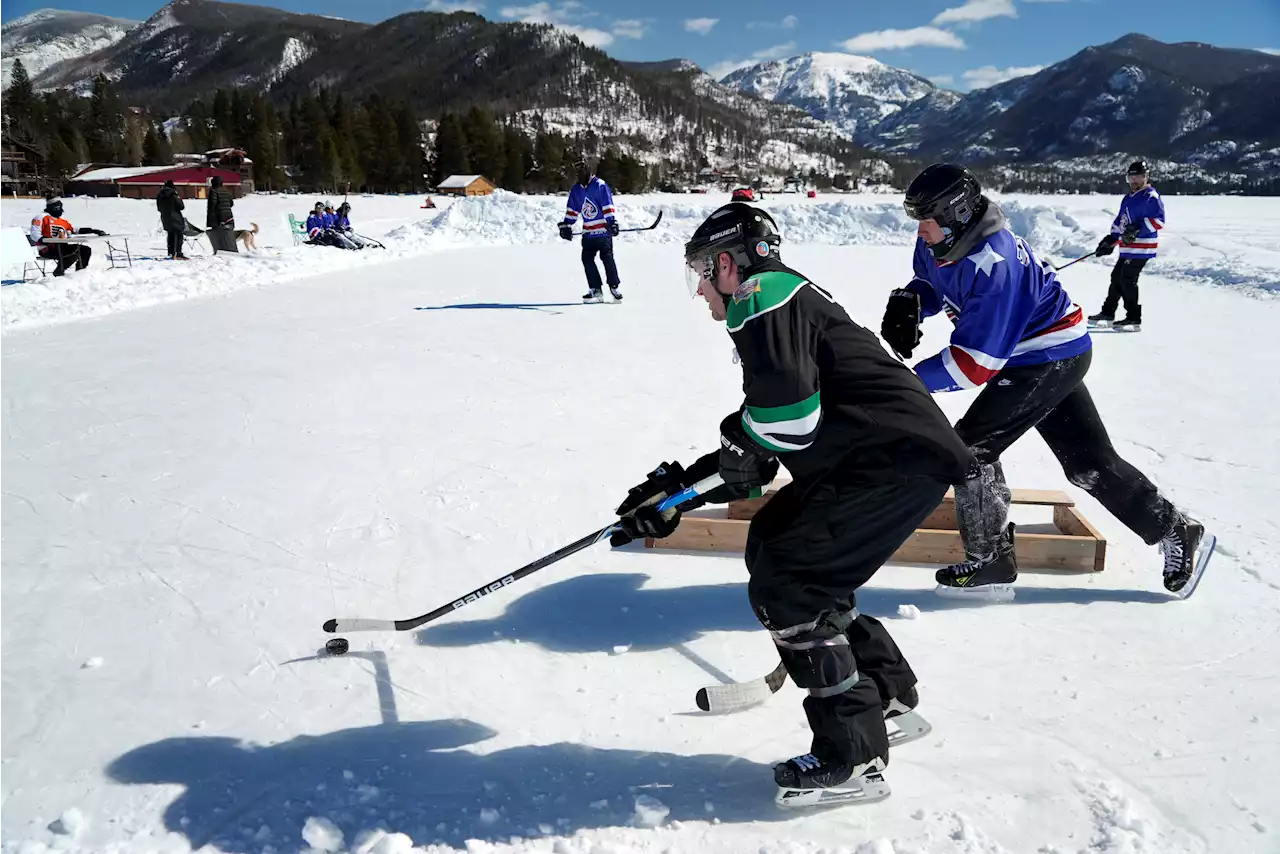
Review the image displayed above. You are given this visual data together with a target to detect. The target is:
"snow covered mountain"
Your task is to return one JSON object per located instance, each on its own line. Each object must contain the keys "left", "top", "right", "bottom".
{"left": 0, "top": 8, "right": 139, "bottom": 90}
{"left": 720, "top": 52, "right": 935, "bottom": 140}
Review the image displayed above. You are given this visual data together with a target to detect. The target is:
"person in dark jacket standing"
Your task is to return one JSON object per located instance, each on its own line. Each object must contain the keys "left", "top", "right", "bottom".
{"left": 156, "top": 180, "right": 188, "bottom": 260}
{"left": 609, "top": 203, "right": 976, "bottom": 806}
{"left": 205, "top": 175, "right": 237, "bottom": 254}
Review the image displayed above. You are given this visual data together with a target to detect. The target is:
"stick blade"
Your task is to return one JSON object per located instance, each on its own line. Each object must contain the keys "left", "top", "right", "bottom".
{"left": 325, "top": 618, "right": 399, "bottom": 633}
{"left": 695, "top": 661, "right": 788, "bottom": 714}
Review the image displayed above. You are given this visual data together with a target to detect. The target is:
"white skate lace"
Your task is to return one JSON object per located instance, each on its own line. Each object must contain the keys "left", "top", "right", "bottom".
{"left": 1161, "top": 533, "right": 1185, "bottom": 577}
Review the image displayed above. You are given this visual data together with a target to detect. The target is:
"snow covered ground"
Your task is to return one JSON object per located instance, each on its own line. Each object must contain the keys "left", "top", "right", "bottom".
{"left": 2, "top": 190, "right": 1278, "bottom": 854}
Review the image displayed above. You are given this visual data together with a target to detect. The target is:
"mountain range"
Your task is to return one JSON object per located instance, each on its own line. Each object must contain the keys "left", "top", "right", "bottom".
{"left": 3, "top": 3, "right": 1278, "bottom": 183}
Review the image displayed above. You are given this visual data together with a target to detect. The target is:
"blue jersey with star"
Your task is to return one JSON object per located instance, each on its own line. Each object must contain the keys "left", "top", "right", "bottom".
{"left": 906, "top": 229, "right": 1092, "bottom": 393}
{"left": 561, "top": 177, "right": 616, "bottom": 238}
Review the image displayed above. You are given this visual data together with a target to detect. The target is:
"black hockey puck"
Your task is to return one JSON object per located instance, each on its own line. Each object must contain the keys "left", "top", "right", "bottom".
{"left": 325, "top": 637, "right": 350, "bottom": 656}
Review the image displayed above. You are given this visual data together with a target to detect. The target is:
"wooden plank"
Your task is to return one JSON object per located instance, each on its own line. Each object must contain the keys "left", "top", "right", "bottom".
{"left": 727, "top": 482, "right": 1074, "bottom": 522}
{"left": 646, "top": 516, "right": 1102, "bottom": 572}
{"left": 1054, "top": 505, "right": 1107, "bottom": 572}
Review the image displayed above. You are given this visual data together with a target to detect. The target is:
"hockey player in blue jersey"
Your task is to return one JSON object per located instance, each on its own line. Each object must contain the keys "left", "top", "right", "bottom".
{"left": 1088, "top": 160, "right": 1165, "bottom": 331}
{"left": 559, "top": 156, "right": 622, "bottom": 303}
{"left": 881, "top": 164, "right": 1209, "bottom": 600}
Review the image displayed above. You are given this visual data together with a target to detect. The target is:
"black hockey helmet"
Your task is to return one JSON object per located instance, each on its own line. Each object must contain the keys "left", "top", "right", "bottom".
{"left": 903, "top": 163, "right": 987, "bottom": 260}
{"left": 1127, "top": 160, "right": 1148, "bottom": 176}
{"left": 45, "top": 196, "right": 64, "bottom": 217}
{"left": 683, "top": 202, "right": 781, "bottom": 297}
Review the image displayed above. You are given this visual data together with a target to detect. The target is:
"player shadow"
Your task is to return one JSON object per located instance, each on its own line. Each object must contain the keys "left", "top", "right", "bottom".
{"left": 105, "top": 718, "right": 779, "bottom": 853}
{"left": 855, "top": 583, "right": 1171, "bottom": 615}
{"left": 414, "top": 302, "right": 586, "bottom": 313}
{"left": 415, "top": 573, "right": 760, "bottom": 653}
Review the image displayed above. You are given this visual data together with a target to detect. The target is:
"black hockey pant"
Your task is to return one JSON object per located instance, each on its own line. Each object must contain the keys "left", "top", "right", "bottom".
{"left": 581, "top": 235, "right": 620, "bottom": 292}
{"left": 952, "top": 350, "right": 1178, "bottom": 561}
{"left": 40, "top": 243, "right": 91, "bottom": 275}
{"left": 745, "top": 475, "right": 949, "bottom": 767}
{"left": 1100, "top": 257, "right": 1147, "bottom": 321}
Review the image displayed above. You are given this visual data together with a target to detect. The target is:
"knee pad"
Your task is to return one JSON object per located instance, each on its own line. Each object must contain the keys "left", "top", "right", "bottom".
{"left": 765, "top": 610, "right": 860, "bottom": 698}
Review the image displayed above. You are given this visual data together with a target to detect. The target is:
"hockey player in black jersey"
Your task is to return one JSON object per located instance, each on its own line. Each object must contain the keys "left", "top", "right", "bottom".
{"left": 609, "top": 203, "right": 977, "bottom": 805}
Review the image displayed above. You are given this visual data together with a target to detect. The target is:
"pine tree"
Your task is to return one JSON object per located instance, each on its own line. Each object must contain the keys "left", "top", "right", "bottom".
{"left": 211, "top": 89, "right": 232, "bottom": 148}
{"left": 431, "top": 113, "right": 469, "bottom": 186}
{"left": 142, "top": 124, "right": 164, "bottom": 166}
{"left": 48, "top": 133, "right": 78, "bottom": 181}
{"left": 86, "top": 73, "right": 125, "bottom": 162}
{"left": 394, "top": 102, "right": 423, "bottom": 192}
{"left": 501, "top": 125, "right": 527, "bottom": 192}
{"left": 5, "top": 58, "right": 40, "bottom": 142}
{"left": 463, "top": 106, "right": 503, "bottom": 183}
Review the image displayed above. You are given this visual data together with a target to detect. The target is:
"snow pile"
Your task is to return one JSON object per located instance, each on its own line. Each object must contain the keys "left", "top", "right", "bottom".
{"left": 48, "top": 807, "right": 87, "bottom": 837}
{"left": 302, "top": 815, "right": 344, "bottom": 851}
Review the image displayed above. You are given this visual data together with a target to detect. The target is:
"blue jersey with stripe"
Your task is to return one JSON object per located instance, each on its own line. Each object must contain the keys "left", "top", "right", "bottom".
{"left": 561, "top": 177, "right": 616, "bottom": 238}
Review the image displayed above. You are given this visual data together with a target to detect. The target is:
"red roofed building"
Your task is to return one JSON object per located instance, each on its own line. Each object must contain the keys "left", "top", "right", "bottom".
{"left": 66, "top": 164, "right": 249, "bottom": 199}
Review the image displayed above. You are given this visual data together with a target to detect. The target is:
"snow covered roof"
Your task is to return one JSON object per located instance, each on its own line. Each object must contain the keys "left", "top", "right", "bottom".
{"left": 437, "top": 174, "right": 486, "bottom": 189}
{"left": 70, "top": 165, "right": 176, "bottom": 182}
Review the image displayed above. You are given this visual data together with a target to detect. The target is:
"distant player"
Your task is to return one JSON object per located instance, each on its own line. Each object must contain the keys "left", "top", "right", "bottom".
{"left": 1088, "top": 160, "right": 1165, "bottom": 331}
{"left": 881, "top": 164, "right": 1210, "bottom": 601}
{"left": 32, "top": 197, "right": 106, "bottom": 276}
{"left": 558, "top": 156, "right": 622, "bottom": 303}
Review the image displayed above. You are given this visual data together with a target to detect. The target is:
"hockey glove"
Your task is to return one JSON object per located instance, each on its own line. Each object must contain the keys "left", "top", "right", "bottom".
{"left": 881, "top": 287, "right": 923, "bottom": 359}
{"left": 1121, "top": 223, "right": 1140, "bottom": 243}
{"left": 1095, "top": 234, "right": 1119, "bottom": 257}
{"left": 558, "top": 223, "right": 573, "bottom": 241}
{"left": 608, "top": 220, "right": 620, "bottom": 237}
{"left": 718, "top": 412, "right": 780, "bottom": 499}
{"left": 610, "top": 461, "right": 688, "bottom": 547}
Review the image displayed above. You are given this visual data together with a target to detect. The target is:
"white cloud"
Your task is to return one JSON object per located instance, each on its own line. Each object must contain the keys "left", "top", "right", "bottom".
{"left": 684, "top": 17, "right": 719, "bottom": 35}
{"left": 426, "top": 0, "right": 482, "bottom": 10}
{"left": 747, "top": 14, "right": 798, "bottom": 29}
{"left": 961, "top": 63, "right": 1046, "bottom": 88}
{"left": 932, "top": 0, "right": 1016, "bottom": 26}
{"left": 611, "top": 18, "right": 646, "bottom": 39}
{"left": 929, "top": 74, "right": 955, "bottom": 85}
{"left": 840, "top": 26, "right": 966, "bottom": 52}
{"left": 1259, "top": 47, "right": 1280, "bottom": 55}
{"left": 1022, "top": 0, "right": 1070, "bottom": 3}
{"left": 708, "top": 41, "right": 799, "bottom": 80}
{"left": 500, "top": 1, "right": 613, "bottom": 46}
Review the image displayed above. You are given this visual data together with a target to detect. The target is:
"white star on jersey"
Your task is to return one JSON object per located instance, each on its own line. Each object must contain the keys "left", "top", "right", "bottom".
{"left": 969, "top": 243, "right": 1005, "bottom": 277}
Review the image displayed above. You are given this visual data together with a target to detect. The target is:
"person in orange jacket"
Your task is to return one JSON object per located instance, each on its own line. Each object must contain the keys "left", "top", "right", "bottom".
{"left": 34, "top": 197, "right": 107, "bottom": 276}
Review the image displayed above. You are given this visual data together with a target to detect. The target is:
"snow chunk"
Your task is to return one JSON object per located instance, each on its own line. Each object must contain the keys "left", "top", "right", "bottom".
{"left": 632, "top": 794, "right": 669, "bottom": 827}
{"left": 610, "top": 644, "right": 631, "bottom": 655}
{"left": 855, "top": 841, "right": 897, "bottom": 854}
{"left": 478, "top": 807, "right": 501, "bottom": 824}
{"left": 897, "top": 604, "right": 921, "bottom": 620}
{"left": 81, "top": 656, "right": 104, "bottom": 669}
{"left": 49, "top": 807, "right": 86, "bottom": 837}
{"left": 301, "top": 816, "right": 344, "bottom": 852}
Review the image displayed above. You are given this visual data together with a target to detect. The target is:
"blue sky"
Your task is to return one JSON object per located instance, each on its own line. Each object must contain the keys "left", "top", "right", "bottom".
{"left": 7, "top": 0, "right": 1280, "bottom": 91}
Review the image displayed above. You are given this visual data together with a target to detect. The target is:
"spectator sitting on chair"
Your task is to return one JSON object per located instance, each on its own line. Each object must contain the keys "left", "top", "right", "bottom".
{"left": 206, "top": 175, "right": 238, "bottom": 253}
{"left": 35, "top": 196, "right": 107, "bottom": 277}
{"left": 156, "top": 180, "right": 189, "bottom": 260}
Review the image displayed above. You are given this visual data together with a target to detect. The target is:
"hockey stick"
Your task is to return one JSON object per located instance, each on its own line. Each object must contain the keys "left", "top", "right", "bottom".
{"left": 322, "top": 472, "right": 724, "bottom": 634}
{"left": 695, "top": 660, "right": 788, "bottom": 713}
{"left": 566, "top": 209, "right": 663, "bottom": 237}
{"left": 1049, "top": 250, "right": 1095, "bottom": 272}
{"left": 351, "top": 231, "right": 386, "bottom": 249}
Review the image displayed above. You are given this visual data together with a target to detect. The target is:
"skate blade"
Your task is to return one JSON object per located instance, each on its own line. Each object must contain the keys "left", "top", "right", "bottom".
{"left": 1175, "top": 534, "right": 1217, "bottom": 600}
{"left": 1087, "top": 320, "right": 1113, "bottom": 329}
{"left": 934, "top": 583, "right": 1016, "bottom": 603}
{"left": 776, "top": 773, "right": 891, "bottom": 809}
{"left": 886, "top": 709, "right": 932, "bottom": 748}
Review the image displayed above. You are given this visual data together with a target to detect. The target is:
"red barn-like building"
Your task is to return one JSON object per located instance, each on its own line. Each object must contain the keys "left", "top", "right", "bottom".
{"left": 66, "top": 164, "right": 247, "bottom": 199}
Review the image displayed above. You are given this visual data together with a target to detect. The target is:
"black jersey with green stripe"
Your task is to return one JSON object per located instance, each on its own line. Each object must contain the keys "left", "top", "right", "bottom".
{"left": 724, "top": 262, "right": 973, "bottom": 486}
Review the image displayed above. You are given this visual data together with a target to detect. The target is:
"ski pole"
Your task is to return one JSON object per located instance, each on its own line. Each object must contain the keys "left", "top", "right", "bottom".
{"left": 1050, "top": 250, "right": 1095, "bottom": 272}
{"left": 322, "top": 473, "right": 724, "bottom": 634}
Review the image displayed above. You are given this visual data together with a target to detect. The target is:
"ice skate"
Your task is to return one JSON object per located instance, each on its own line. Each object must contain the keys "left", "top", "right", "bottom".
{"left": 935, "top": 523, "right": 1017, "bottom": 602}
{"left": 773, "top": 751, "right": 891, "bottom": 808}
{"left": 1161, "top": 516, "right": 1216, "bottom": 598}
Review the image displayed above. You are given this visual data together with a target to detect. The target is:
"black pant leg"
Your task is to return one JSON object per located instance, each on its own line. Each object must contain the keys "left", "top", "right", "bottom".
{"left": 580, "top": 240, "right": 603, "bottom": 292}
{"left": 598, "top": 236, "right": 620, "bottom": 286}
{"left": 745, "top": 476, "right": 949, "bottom": 766}
{"left": 1035, "top": 380, "right": 1178, "bottom": 544}
{"left": 1117, "top": 258, "right": 1146, "bottom": 320}
{"left": 1101, "top": 263, "right": 1124, "bottom": 315}
{"left": 76, "top": 245, "right": 91, "bottom": 270}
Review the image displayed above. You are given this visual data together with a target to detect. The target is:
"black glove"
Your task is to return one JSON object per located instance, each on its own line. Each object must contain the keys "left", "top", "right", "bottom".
{"left": 610, "top": 461, "right": 688, "bottom": 546}
{"left": 1096, "top": 234, "right": 1119, "bottom": 257}
{"left": 608, "top": 220, "right": 620, "bottom": 237}
{"left": 558, "top": 223, "right": 573, "bottom": 241}
{"left": 1121, "top": 224, "right": 1140, "bottom": 243}
{"left": 78, "top": 227, "right": 107, "bottom": 236}
{"left": 880, "top": 287, "right": 923, "bottom": 359}
{"left": 717, "top": 412, "right": 780, "bottom": 499}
